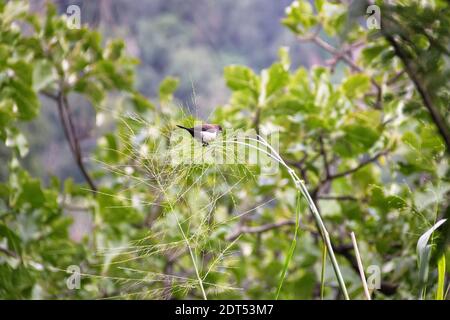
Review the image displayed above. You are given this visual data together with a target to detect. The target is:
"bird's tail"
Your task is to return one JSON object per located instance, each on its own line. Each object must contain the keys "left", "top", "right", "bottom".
{"left": 176, "top": 125, "right": 194, "bottom": 137}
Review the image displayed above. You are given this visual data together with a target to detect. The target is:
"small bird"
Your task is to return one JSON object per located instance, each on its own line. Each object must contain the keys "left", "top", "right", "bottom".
{"left": 176, "top": 124, "right": 223, "bottom": 146}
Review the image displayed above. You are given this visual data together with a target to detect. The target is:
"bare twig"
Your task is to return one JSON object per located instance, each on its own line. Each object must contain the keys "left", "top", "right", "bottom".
{"left": 0, "top": 247, "right": 18, "bottom": 258}
{"left": 43, "top": 91, "right": 98, "bottom": 193}
{"left": 319, "top": 135, "right": 331, "bottom": 179}
{"left": 323, "top": 149, "right": 389, "bottom": 182}
{"left": 318, "top": 195, "right": 358, "bottom": 201}
{"left": 312, "top": 149, "right": 390, "bottom": 198}
{"left": 298, "top": 34, "right": 382, "bottom": 109}
{"left": 226, "top": 220, "right": 296, "bottom": 241}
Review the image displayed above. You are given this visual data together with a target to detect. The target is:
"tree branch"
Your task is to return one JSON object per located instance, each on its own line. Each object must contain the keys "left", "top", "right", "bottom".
{"left": 44, "top": 91, "right": 98, "bottom": 193}
{"left": 0, "top": 247, "right": 18, "bottom": 258}
{"left": 299, "top": 34, "right": 382, "bottom": 109}
{"left": 324, "top": 149, "right": 389, "bottom": 182}
{"left": 226, "top": 220, "right": 296, "bottom": 241}
{"left": 319, "top": 135, "right": 331, "bottom": 179}
{"left": 317, "top": 195, "right": 358, "bottom": 201}
{"left": 383, "top": 33, "right": 450, "bottom": 152}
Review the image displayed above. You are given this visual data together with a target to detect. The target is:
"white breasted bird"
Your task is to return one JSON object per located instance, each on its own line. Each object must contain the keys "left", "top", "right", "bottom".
{"left": 176, "top": 124, "right": 223, "bottom": 146}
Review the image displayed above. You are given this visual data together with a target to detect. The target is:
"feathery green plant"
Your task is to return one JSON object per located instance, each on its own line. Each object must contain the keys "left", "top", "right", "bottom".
{"left": 222, "top": 134, "right": 350, "bottom": 300}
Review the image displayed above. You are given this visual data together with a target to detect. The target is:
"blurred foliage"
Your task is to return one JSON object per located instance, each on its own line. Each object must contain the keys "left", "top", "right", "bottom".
{"left": 0, "top": 0, "right": 449, "bottom": 300}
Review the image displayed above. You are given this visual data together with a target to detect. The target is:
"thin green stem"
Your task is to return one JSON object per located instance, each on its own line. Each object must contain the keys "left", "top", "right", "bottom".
{"left": 156, "top": 179, "right": 207, "bottom": 300}
{"left": 275, "top": 190, "right": 301, "bottom": 299}
{"left": 321, "top": 243, "right": 327, "bottom": 300}
{"left": 224, "top": 136, "right": 350, "bottom": 299}
{"left": 176, "top": 215, "right": 208, "bottom": 300}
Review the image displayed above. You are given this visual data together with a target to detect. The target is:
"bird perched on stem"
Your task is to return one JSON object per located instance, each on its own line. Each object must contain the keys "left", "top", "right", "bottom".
{"left": 176, "top": 124, "right": 223, "bottom": 146}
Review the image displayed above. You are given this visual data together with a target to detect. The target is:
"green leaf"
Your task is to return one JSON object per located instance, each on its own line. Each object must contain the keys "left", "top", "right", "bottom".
{"left": 334, "top": 124, "right": 380, "bottom": 157}
{"left": 264, "top": 63, "right": 289, "bottom": 99}
{"left": 16, "top": 177, "right": 46, "bottom": 209}
{"left": 282, "top": 0, "right": 317, "bottom": 35}
{"left": 2, "top": 1, "right": 29, "bottom": 25}
{"left": 272, "top": 96, "right": 315, "bottom": 114}
{"left": 319, "top": 2, "right": 347, "bottom": 36}
{"left": 5, "top": 128, "right": 28, "bottom": 157}
{"left": 402, "top": 131, "right": 420, "bottom": 150}
{"left": 0, "top": 223, "right": 22, "bottom": 256}
{"left": 278, "top": 47, "right": 290, "bottom": 71}
{"left": 224, "top": 65, "right": 258, "bottom": 95}
{"left": 130, "top": 92, "right": 154, "bottom": 112}
{"left": 346, "top": 124, "right": 379, "bottom": 148}
{"left": 9, "top": 61, "right": 33, "bottom": 86}
{"left": 6, "top": 79, "right": 40, "bottom": 120}
{"left": 94, "top": 60, "right": 131, "bottom": 90}
{"left": 342, "top": 73, "right": 370, "bottom": 99}
{"left": 362, "top": 44, "right": 387, "bottom": 65}
{"left": 74, "top": 79, "right": 105, "bottom": 106}
{"left": 158, "top": 76, "right": 179, "bottom": 101}
{"left": 104, "top": 39, "right": 125, "bottom": 61}
{"left": 420, "top": 125, "right": 445, "bottom": 154}
{"left": 0, "top": 99, "right": 14, "bottom": 132}
{"left": 315, "top": 0, "right": 324, "bottom": 12}
{"left": 436, "top": 254, "right": 445, "bottom": 300}
{"left": 417, "top": 219, "right": 447, "bottom": 299}
{"left": 32, "top": 60, "right": 56, "bottom": 91}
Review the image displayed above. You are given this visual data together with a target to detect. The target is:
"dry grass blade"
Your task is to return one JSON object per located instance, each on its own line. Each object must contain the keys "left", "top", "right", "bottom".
{"left": 351, "top": 232, "right": 371, "bottom": 300}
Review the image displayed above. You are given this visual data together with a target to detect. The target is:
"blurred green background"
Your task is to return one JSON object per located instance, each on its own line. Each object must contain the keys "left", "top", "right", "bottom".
{"left": 0, "top": 0, "right": 449, "bottom": 300}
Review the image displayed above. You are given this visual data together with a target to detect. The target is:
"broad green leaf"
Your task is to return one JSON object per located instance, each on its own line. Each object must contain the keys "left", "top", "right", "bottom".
{"left": 345, "top": 124, "right": 379, "bottom": 148}
{"left": 282, "top": 0, "right": 317, "bottom": 35}
{"left": 32, "top": 60, "right": 56, "bottom": 91}
{"left": 342, "top": 73, "right": 370, "bottom": 99}
{"left": 16, "top": 176, "right": 46, "bottom": 209}
{"left": 130, "top": 92, "right": 154, "bottom": 112}
{"left": 362, "top": 44, "right": 387, "bottom": 65}
{"left": 402, "top": 131, "right": 420, "bottom": 150}
{"left": 334, "top": 124, "right": 380, "bottom": 157}
{"left": 319, "top": 2, "right": 347, "bottom": 36}
{"left": 104, "top": 39, "right": 125, "bottom": 61}
{"left": 94, "top": 60, "right": 132, "bottom": 90}
{"left": 6, "top": 79, "right": 40, "bottom": 120}
{"left": 2, "top": 1, "right": 29, "bottom": 25}
{"left": 158, "top": 76, "right": 179, "bottom": 101}
{"left": 272, "top": 96, "right": 315, "bottom": 114}
{"left": 315, "top": 0, "right": 324, "bottom": 12}
{"left": 0, "top": 99, "right": 14, "bottom": 131}
{"left": 5, "top": 128, "right": 28, "bottom": 157}
{"left": 9, "top": 61, "right": 33, "bottom": 85}
{"left": 0, "top": 223, "right": 22, "bottom": 256}
{"left": 265, "top": 63, "right": 289, "bottom": 99}
{"left": 420, "top": 125, "right": 445, "bottom": 154}
{"left": 229, "top": 90, "right": 257, "bottom": 110}
{"left": 224, "top": 65, "right": 258, "bottom": 95}
{"left": 74, "top": 79, "right": 105, "bottom": 106}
